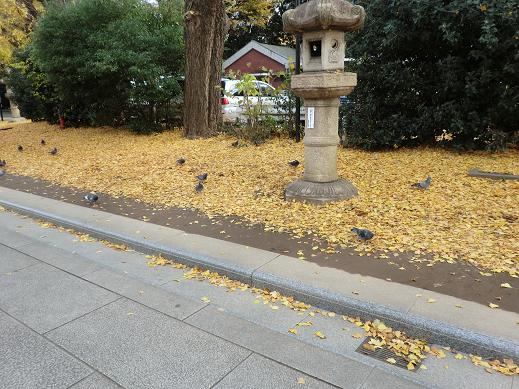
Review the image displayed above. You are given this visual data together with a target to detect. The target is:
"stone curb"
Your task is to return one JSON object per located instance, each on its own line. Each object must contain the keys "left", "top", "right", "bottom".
{"left": 0, "top": 196, "right": 517, "bottom": 361}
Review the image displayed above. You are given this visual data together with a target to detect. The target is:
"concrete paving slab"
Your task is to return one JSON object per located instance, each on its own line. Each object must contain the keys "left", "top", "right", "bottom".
{"left": 83, "top": 268, "right": 205, "bottom": 320}
{"left": 408, "top": 292, "right": 519, "bottom": 343}
{"left": 163, "top": 277, "right": 304, "bottom": 332}
{"left": 46, "top": 298, "right": 251, "bottom": 389}
{"left": 77, "top": 247, "right": 182, "bottom": 286}
{"left": 214, "top": 353, "right": 337, "bottom": 389}
{"left": 0, "top": 263, "right": 118, "bottom": 333}
{"left": 15, "top": 241, "right": 103, "bottom": 276}
{"left": 185, "top": 305, "right": 373, "bottom": 388}
{"left": 0, "top": 243, "right": 38, "bottom": 273}
{"left": 411, "top": 351, "right": 514, "bottom": 389}
{"left": 360, "top": 369, "right": 426, "bottom": 389}
{"left": 287, "top": 309, "right": 367, "bottom": 357}
{"left": 256, "top": 255, "right": 419, "bottom": 312}
{"left": 0, "top": 311, "right": 92, "bottom": 389}
{"left": 69, "top": 373, "right": 123, "bottom": 389}
{"left": 0, "top": 228, "right": 35, "bottom": 248}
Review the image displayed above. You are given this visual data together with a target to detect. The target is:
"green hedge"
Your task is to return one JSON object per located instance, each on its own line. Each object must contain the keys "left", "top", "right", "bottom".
{"left": 344, "top": 0, "right": 518, "bottom": 150}
{"left": 18, "top": 0, "right": 184, "bottom": 130}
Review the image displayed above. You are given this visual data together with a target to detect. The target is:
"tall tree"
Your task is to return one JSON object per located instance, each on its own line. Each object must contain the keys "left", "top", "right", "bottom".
{"left": 0, "top": 0, "right": 44, "bottom": 72}
{"left": 183, "top": 0, "right": 276, "bottom": 137}
{"left": 183, "top": 0, "right": 228, "bottom": 137}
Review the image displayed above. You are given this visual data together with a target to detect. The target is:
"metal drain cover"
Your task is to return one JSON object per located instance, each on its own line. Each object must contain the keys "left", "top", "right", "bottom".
{"left": 356, "top": 338, "right": 420, "bottom": 371}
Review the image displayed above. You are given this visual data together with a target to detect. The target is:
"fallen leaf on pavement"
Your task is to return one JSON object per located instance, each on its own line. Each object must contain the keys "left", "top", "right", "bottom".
{"left": 314, "top": 331, "right": 326, "bottom": 339}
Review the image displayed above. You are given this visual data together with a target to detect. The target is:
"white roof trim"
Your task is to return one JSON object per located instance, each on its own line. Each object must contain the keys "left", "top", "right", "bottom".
{"left": 223, "top": 40, "right": 294, "bottom": 70}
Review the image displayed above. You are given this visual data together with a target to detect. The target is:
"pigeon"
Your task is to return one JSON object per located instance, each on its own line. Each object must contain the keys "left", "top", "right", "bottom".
{"left": 197, "top": 173, "right": 208, "bottom": 181}
{"left": 411, "top": 176, "right": 432, "bottom": 190}
{"left": 195, "top": 182, "right": 204, "bottom": 193}
{"left": 288, "top": 160, "right": 300, "bottom": 167}
{"left": 351, "top": 227, "right": 374, "bottom": 240}
{"left": 0, "top": 169, "right": 4, "bottom": 177}
{"left": 231, "top": 140, "right": 240, "bottom": 147}
{"left": 176, "top": 158, "right": 186, "bottom": 165}
{"left": 17, "top": 145, "right": 23, "bottom": 152}
{"left": 41, "top": 139, "right": 46, "bottom": 145}
{"left": 84, "top": 193, "right": 99, "bottom": 204}
{"left": 50, "top": 147, "right": 58, "bottom": 155}
{"left": 0, "top": 160, "right": 6, "bottom": 168}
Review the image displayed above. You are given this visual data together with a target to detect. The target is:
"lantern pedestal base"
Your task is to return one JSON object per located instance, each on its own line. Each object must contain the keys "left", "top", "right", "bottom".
{"left": 285, "top": 178, "right": 358, "bottom": 204}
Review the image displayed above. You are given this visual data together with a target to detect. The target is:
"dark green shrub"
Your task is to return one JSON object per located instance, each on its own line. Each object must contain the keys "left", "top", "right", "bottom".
{"left": 343, "top": 0, "right": 518, "bottom": 150}
{"left": 6, "top": 45, "right": 58, "bottom": 122}
{"left": 30, "top": 0, "right": 184, "bottom": 128}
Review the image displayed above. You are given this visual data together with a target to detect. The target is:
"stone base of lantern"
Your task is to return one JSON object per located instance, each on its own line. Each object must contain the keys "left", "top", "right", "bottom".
{"left": 285, "top": 178, "right": 358, "bottom": 204}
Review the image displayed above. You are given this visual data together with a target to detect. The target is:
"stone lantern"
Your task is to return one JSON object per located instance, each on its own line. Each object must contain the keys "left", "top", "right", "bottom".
{"left": 283, "top": 0, "right": 365, "bottom": 204}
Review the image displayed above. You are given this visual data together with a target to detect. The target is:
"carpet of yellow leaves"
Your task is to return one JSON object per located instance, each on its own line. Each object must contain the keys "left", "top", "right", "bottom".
{"left": 1, "top": 122, "right": 518, "bottom": 275}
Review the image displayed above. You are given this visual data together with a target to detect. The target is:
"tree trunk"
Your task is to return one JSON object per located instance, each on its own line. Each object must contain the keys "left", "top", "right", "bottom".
{"left": 184, "top": 0, "right": 227, "bottom": 138}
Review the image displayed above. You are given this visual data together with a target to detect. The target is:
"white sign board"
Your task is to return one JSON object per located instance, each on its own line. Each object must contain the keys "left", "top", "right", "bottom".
{"left": 307, "top": 107, "right": 315, "bottom": 129}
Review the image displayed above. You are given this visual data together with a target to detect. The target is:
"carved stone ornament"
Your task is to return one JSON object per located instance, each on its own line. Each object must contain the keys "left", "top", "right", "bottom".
{"left": 283, "top": 0, "right": 366, "bottom": 33}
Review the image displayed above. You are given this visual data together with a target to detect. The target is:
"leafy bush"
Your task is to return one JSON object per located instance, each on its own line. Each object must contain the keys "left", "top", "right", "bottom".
{"left": 29, "top": 0, "right": 184, "bottom": 130}
{"left": 6, "top": 45, "right": 58, "bottom": 122}
{"left": 343, "top": 0, "right": 518, "bottom": 150}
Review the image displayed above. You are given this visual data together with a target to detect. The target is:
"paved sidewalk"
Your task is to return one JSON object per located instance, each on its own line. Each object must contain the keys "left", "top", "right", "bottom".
{"left": 0, "top": 186, "right": 517, "bottom": 360}
{"left": 0, "top": 209, "right": 517, "bottom": 388}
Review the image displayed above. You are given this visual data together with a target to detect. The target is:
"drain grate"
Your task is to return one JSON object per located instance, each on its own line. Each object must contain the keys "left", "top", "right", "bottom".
{"left": 356, "top": 338, "right": 420, "bottom": 371}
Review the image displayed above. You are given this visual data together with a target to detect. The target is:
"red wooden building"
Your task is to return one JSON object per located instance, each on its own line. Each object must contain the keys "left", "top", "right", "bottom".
{"left": 223, "top": 40, "right": 296, "bottom": 87}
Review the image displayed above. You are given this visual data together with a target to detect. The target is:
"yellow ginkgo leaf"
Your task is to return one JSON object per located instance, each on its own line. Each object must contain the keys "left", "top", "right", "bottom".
{"left": 500, "top": 283, "right": 512, "bottom": 289}
{"left": 297, "top": 377, "right": 306, "bottom": 385}
{"left": 288, "top": 328, "right": 298, "bottom": 335}
{"left": 314, "top": 331, "right": 326, "bottom": 339}
{"left": 386, "top": 357, "right": 397, "bottom": 364}
{"left": 488, "top": 303, "right": 499, "bottom": 309}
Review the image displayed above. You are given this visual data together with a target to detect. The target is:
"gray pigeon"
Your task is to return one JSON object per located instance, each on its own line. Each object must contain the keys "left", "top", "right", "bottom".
{"left": 50, "top": 147, "right": 58, "bottom": 155}
{"left": 195, "top": 182, "right": 204, "bottom": 193}
{"left": 0, "top": 169, "right": 5, "bottom": 177}
{"left": 17, "top": 145, "right": 23, "bottom": 152}
{"left": 0, "top": 160, "right": 5, "bottom": 168}
{"left": 41, "top": 139, "right": 46, "bottom": 145}
{"left": 197, "top": 173, "right": 208, "bottom": 181}
{"left": 288, "top": 160, "right": 300, "bottom": 167}
{"left": 176, "top": 158, "right": 186, "bottom": 165}
{"left": 351, "top": 227, "right": 374, "bottom": 240}
{"left": 411, "top": 176, "right": 432, "bottom": 190}
{"left": 84, "top": 193, "right": 99, "bottom": 204}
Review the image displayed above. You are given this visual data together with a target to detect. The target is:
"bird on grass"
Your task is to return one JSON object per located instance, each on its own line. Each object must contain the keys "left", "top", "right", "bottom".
{"left": 84, "top": 193, "right": 99, "bottom": 204}
{"left": 195, "top": 181, "right": 204, "bottom": 193}
{"left": 411, "top": 176, "right": 432, "bottom": 190}
{"left": 0, "top": 160, "right": 6, "bottom": 168}
{"left": 17, "top": 145, "right": 23, "bottom": 152}
{"left": 41, "top": 139, "right": 46, "bottom": 145}
{"left": 288, "top": 160, "right": 300, "bottom": 167}
{"left": 231, "top": 140, "right": 240, "bottom": 147}
{"left": 197, "top": 173, "right": 208, "bottom": 181}
{"left": 49, "top": 148, "right": 58, "bottom": 155}
{"left": 176, "top": 158, "right": 186, "bottom": 165}
{"left": 351, "top": 227, "right": 374, "bottom": 240}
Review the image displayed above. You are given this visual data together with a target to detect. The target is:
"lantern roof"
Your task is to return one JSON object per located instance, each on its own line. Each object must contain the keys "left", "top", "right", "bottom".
{"left": 283, "top": 0, "right": 366, "bottom": 33}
